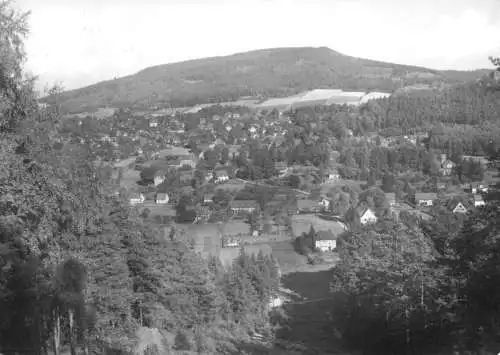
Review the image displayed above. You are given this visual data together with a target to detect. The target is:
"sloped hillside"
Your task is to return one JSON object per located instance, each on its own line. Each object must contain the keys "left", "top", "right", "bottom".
{"left": 46, "top": 46, "right": 490, "bottom": 113}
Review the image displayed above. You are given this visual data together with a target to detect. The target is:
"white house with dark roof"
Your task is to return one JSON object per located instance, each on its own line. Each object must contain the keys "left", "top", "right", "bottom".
{"left": 415, "top": 192, "right": 437, "bottom": 207}
{"left": 215, "top": 169, "right": 229, "bottom": 183}
{"left": 314, "top": 230, "right": 337, "bottom": 252}
{"left": 473, "top": 194, "right": 485, "bottom": 207}
{"left": 155, "top": 192, "right": 169, "bottom": 204}
{"left": 129, "top": 192, "right": 145, "bottom": 205}
{"left": 358, "top": 206, "right": 377, "bottom": 225}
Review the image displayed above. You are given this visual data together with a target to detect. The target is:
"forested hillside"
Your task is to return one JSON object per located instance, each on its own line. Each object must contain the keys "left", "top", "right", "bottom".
{"left": 0, "top": 3, "right": 281, "bottom": 355}
{"left": 45, "top": 46, "right": 489, "bottom": 113}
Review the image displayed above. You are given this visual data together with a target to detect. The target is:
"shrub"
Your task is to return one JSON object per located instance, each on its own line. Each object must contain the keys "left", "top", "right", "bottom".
{"left": 174, "top": 329, "right": 193, "bottom": 351}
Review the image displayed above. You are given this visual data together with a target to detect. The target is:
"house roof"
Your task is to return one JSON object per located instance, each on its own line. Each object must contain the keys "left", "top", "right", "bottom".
{"left": 156, "top": 193, "right": 168, "bottom": 200}
{"left": 315, "top": 230, "right": 337, "bottom": 241}
{"left": 215, "top": 169, "right": 228, "bottom": 176}
{"left": 230, "top": 200, "right": 259, "bottom": 209}
{"left": 356, "top": 205, "right": 372, "bottom": 217}
{"left": 446, "top": 196, "right": 472, "bottom": 211}
{"left": 415, "top": 192, "right": 437, "bottom": 200}
{"left": 130, "top": 192, "right": 143, "bottom": 199}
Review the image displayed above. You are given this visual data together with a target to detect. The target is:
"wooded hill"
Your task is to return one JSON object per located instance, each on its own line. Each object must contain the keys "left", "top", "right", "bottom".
{"left": 45, "top": 47, "right": 491, "bottom": 113}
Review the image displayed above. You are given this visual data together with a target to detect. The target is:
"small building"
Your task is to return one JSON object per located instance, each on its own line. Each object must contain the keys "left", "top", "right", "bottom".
{"left": 473, "top": 194, "right": 485, "bottom": 207}
{"left": 325, "top": 169, "right": 341, "bottom": 182}
{"left": 155, "top": 192, "right": 169, "bottom": 204}
{"left": 153, "top": 171, "right": 166, "bottom": 186}
{"left": 215, "top": 169, "right": 229, "bottom": 183}
{"left": 358, "top": 206, "right": 377, "bottom": 225}
{"left": 179, "top": 159, "right": 196, "bottom": 169}
{"left": 320, "top": 197, "right": 331, "bottom": 210}
{"left": 203, "top": 193, "right": 214, "bottom": 205}
{"left": 314, "top": 230, "right": 337, "bottom": 252}
{"left": 415, "top": 192, "right": 437, "bottom": 207}
{"left": 274, "top": 161, "right": 288, "bottom": 174}
{"left": 149, "top": 119, "right": 158, "bottom": 128}
{"left": 129, "top": 192, "right": 145, "bottom": 205}
{"left": 451, "top": 201, "right": 468, "bottom": 214}
{"left": 230, "top": 200, "right": 259, "bottom": 216}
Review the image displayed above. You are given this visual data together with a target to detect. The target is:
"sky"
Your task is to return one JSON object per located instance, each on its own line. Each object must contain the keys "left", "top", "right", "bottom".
{"left": 14, "top": 0, "right": 500, "bottom": 92}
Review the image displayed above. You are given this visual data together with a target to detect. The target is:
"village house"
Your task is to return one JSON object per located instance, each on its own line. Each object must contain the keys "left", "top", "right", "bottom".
{"left": 129, "top": 192, "right": 145, "bottom": 205}
{"left": 155, "top": 192, "right": 169, "bottom": 204}
{"left": 319, "top": 196, "right": 331, "bottom": 211}
{"left": 230, "top": 200, "right": 259, "bottom": 216}
{"left": 204, "top": 172, "right": 213, "bottom": 183}
{"left": 469, "top": 183, "right": 488, "bottom": 194}
{"left": 274, "top": 161, "right": 288, "bottom": 174}
{"left": 214, "top": 169, "right": 229, "bottom": 183}
{"left": 203, "top": 193, "right": 214, "bottom": 205}
{"left": 358, "top": 206, "right": 378, "bottom": 225}
{"left": 179, "top": 157, "right": 196, "bottom": 168}
{"left": 450, "top": 201, "right": 468, "bottom": 214}
{"left": 149, "top": 119, "right": 158, "bottom": 128}
{"left": 415, "top": 192, "right": 437, "bottom": 207}
{"left": 153, "top": 171, "right": 166, "bottom": 186}
{"left": 314, "top": 230, "right": 337, "bottom": 252}
{"left": 324, "top": 169, "right": 340, "bottom": 183}
{"left": 473, "top": 194, "right": 485, "bottom": 207}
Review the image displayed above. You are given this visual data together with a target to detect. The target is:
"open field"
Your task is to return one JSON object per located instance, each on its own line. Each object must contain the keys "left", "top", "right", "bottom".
{"left": 291, "top": 214, "right": 346, "bottom": 235}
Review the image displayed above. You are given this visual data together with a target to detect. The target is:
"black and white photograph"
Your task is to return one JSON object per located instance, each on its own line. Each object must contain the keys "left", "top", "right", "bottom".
{"left": 1, "top": 0, "right": 500, "bottom": 354}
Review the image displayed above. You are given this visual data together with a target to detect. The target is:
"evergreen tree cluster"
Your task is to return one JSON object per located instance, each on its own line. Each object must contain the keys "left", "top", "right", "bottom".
{"left": 0, "top": 3, "right": 281, "bottom": 354}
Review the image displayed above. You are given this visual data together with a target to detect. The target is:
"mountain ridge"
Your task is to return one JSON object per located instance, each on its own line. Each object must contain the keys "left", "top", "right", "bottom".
{"left": 46, "top": 46, "right": 492, "bottom": 113}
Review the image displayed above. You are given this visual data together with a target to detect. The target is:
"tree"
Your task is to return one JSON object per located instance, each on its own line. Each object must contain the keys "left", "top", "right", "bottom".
{"left": 288, "top": 174, "right": 301, "bottom": 189}
{"left": 52, "top": 258, "right": 88, "bottom": 355}
{"left": 331, "top": 222, "right": 445, "bottom": 353}
{"left": 381, "top": 174, "right": 396, "bottom": 193}
{"left": 489, "top": 56, "right": 500, "bottom": 68}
